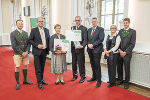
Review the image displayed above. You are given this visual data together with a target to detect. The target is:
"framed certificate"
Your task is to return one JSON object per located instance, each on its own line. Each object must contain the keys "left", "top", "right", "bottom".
{"left": 54, "top": 39, "right": 70, "bottom": 51}
{"left": 65, "top": 30, "right": 81, "bottom": 41}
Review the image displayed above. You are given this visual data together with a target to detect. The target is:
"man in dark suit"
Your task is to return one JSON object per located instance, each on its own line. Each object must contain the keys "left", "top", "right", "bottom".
{"left": 71, "top": 16, "right": 88, "bottom": 83}
{"left": 87, "top": 17, "right": 105, "bottom": 87}
{"left": 117, "top": 18, "right": 136, "bottom": 89}
{"left": 29, "top": 17, "right": 50, "bottom": 89}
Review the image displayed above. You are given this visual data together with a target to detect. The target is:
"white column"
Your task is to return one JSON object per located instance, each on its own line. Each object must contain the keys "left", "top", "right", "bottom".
{"left": 51, "top": 0, "right": 71, "bottom": 34}
{"left": 0, "top": 0, "right": 2, "bottom": 45}
{"left": 0, "top": 0, "right": 3, "bottom": 35}
{"left": 71, "top": 0, "right": 78, "bottom": 23}
{"left": 51, "top": 0, "right": 72, "bottom": 63}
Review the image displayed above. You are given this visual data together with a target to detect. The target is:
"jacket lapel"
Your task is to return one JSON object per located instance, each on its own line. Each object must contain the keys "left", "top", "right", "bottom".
{"left": 89, "top": 28, "right": 92, "bottom": 41}
{"left": 91, "top": 27, "right": 98, "bottom": 41}
{"left": 44, "top": 28, "right": 47, "bottom": 39}
{"left": 36, "top": 27, "right": 42, "bottom": 41}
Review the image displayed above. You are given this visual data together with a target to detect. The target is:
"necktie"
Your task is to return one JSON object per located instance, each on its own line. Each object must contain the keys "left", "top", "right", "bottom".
{"left": 77, "top": 26, "right": 79, "bottom": 30}
{"left": 41, "top": 30, "right": 46, "bottom": 49}
{"left": 91, "top": 28, "right": 95, "bottom": 39}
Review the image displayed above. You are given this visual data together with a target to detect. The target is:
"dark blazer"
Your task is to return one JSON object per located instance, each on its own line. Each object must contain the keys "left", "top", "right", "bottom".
{"left": 29, "top": 27, "right": 50, "bottom": 55}
{"left": 87, "top": 26, "right": 105, "bottom": 53}
{"left": 118, "top": 28, "right": 136, "bottom": 55}
{"left": 71, "top": 25, "right": 88, "bottom": 53}
{"left": 50, "top": 34, "right": 65, "bottom": 54}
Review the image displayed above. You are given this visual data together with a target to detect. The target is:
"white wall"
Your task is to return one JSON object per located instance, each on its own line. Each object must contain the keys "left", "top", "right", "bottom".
{"left": 128, "top": 0, "right": 150, "bottom": 43}
{"left": 1, "top": 0, "right": 12, "bottom": 33}
{"left": 0, "top": 0, "right": 3, "bottom": 35}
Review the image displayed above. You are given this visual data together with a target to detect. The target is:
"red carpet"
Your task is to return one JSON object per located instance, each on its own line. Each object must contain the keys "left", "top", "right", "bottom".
{"left": 0, "top": 46, "right": 149, "bottom": 100}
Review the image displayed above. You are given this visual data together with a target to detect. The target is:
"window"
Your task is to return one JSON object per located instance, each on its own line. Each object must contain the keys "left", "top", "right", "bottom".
{"left": 101, "top": 0, "right": 124, "bottom": 35}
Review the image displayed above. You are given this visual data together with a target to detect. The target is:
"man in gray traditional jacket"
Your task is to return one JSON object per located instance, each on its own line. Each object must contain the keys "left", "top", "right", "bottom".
{"left": 10, "top": 19, "right": 32, "bottom": 90}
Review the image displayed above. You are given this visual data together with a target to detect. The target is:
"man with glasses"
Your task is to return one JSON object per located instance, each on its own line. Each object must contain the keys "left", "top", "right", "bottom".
{"left": 87, "top": 17, "right": 105, "bottom": 87}
{"left": 71, "top": 16, "right": 88, "bottom": 83}
{"left": 29, "top": 17, "right": 50, "bottom": 89}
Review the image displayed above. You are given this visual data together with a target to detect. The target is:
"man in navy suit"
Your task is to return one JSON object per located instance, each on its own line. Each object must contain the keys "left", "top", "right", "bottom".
{"left": 29, "top": 17, "right": 50, "bottom": 89}
{"left": 87, "top": 17, "right": 105, "bottom": 87}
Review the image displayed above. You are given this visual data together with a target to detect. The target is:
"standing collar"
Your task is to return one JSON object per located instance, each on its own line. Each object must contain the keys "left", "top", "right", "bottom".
{"left": 76, "top": 25, "right": 81, "bottom": 29}
{"left": 110, "top": 32, "right": 117, "bottom": 37}
{"left": 92, "top": 26, "right": 97, "bottom": 30}
{"left": 38, "top": 27, "right": 44, "bottom": 30}
{"left": 17, "top": 28, "right": 22, "bottom": 33}
{"left": 124, "top": 27, "right": 130, "bottom": 30}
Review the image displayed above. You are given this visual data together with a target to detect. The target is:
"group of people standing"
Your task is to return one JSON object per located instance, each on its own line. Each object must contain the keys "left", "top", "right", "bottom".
{"left": 104, "top": 18, "right": 136, "bottom": 89}
{"left": 10, "top": 16, "right": 136, "bottom": 90}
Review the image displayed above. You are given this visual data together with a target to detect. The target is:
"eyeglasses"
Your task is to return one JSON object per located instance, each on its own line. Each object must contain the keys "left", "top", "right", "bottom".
{"left": 110, "top": 28, "right": 117, "bottom": 29}
{"left": 38, "top": 21, "right": 44, "bottom": 22}
{"left": 75, "top": 20, "right": 81, "bottom": 21}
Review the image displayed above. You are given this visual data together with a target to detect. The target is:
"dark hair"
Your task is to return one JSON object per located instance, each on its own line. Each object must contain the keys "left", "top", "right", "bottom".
{"left": 16, "top": 19, "right": 23, "bottom": 24}
{"left": 92, "top": 17, "right": 97, "bottom": 20}
{"left": 123, "top": 18, "right": 130, "bottom": 23}
{"left": 54, "top": 24, "right": 61, "bottom": 29}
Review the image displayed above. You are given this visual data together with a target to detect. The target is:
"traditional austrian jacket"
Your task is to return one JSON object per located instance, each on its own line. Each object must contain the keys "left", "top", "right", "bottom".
{"left": 10, "top": 29, "right": 30, "bottom": 55}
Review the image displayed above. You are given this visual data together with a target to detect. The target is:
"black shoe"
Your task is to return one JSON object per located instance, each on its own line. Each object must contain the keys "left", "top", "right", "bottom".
{"left": 16, "top": 83, "right": 20, "bottom": 90}
{"left": 124, "top": 83, "right": 129, "bottom": 89}
{"left": 60, "top": 81, "right": 65, "bottom": 85}
{"left": 42, "top": 80, "right": 48, "bottom": 85}
{"left": 55, "top": 81, "right": 59, "bottom": 85}
{"left": 23, "top": 80, "right": 33, "bottom": 85}
{"left": 87, "top": 78, "right": 96, "bottom": 82}
{"left": 79, "top": 77, "right": 86, "bottom": 83}
{"left": 107, "top": 83, "right": 116, "bottom": 88}
{"left": 96, "top": 81, "right": 102, "bottom": 87}
{"left": 71, "top": 76, "right": 78, "bottom": 81}
{"left": 116, "top": 81, "right": 123, "bottom": 85}
{"left": 38, "top": 83, "right": 43, "bottom": 89}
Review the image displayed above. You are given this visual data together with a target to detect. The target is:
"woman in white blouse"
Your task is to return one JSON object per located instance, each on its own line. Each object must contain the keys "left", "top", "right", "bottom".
{"left": 104, "top": 25, "right": 121, "bottom": 88}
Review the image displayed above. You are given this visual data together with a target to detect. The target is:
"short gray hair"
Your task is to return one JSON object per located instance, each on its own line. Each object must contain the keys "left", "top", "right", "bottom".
{"left": 37, "top": 17, "right": 44, "bottom": 22}
{"left": 110, "top": 24, "right": 117, "bottom": 29}
{"left": 75, "top": 16, "right": 81, "bottom": 20}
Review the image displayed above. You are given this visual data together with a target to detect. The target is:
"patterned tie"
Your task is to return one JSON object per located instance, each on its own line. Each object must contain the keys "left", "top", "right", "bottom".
{"left": 77, "top": 26, "right": 79, "bottom": 30}
{"left": 40, "top": 29, "right": 46, "bottom": 49}
{"left": 91, "top": 28, "right": 95, "bottom": 39}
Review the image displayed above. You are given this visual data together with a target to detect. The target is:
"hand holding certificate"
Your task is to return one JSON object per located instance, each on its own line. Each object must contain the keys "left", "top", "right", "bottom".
{"left": 73, "top": 41, "right": 83, "bottom": 49}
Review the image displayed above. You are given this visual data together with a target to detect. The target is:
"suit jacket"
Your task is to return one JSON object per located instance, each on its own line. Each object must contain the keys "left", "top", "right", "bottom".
{"left": 49, "top": 34, "right": 65, "bottom": 54}
{"left": 118, "top": 28, "right": 136, "bottom": 55}
{"left": 10, "top": 29, "right": 30, "bottom": 55}
{"left": 87, "top": 26, "right": 105, "bottom": 53}
{"left": 71, "top": 25, "right": 88, "bottom": 53}
{"left": 29, "top": 27, "right": 50, "bottom": 55}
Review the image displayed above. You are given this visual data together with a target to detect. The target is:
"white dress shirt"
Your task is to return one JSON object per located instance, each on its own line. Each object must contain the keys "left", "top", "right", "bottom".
{"left": 104, "top": 33, "right": 121, "bottom": 53}
{"left": 38, "top": 27, "right": 46, "bottom": 49}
